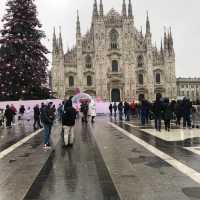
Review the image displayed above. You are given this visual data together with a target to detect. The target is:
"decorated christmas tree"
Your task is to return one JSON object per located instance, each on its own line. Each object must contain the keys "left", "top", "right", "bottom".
{"left": 0, "top": 0, "right": 49, "bottom": 100}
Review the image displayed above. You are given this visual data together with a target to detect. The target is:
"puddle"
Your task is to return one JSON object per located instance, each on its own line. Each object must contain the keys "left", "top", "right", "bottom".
{"left": 128, "top": 155, "right": 146, "bottom": 164}
{"left": 19, "top": 153, "right": 31, "bottom": 158}
{"left": 9, "top": 159, "right": 16, "bottom": 163}
{"left": 131, "top": 148, "right": 141, "bottom": 153}
{"left": 145, "top": 159, "right": 171, "bottom": 169}
{"left": 182, "top": 187, "right": 200, "bottom": 199}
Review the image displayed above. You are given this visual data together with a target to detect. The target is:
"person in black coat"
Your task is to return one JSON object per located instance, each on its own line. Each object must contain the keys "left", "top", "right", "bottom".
{"left": 118, "top": 102, "right": 123, "bottom": 121}
{"left": 109, "top": 103, "right": 113, "bottom": 116}
{"left": 182, "top": 98, "right": 192, "bottom": 128}
{"left": 152, "top": 94, "right": 163, "bottom": 131}
{"left": 33, "top": 104, "right": 42, "bottom": 129}
{"left": 124, "top": 101, "right": 130, "bottom": 121}
{"left": 141, "top": 99, "right": 150, "bottom": 125}
{"left": 80, "top": 101, "right": 89, "bottom": 123}
{"left": 41, "top": 102, "right": 55, "bottom": 148}
{"left": 4, "top": 105, "right": 14, "bottom": 128}
{"left": 113, "top": 102, "right": 117, "bottom": 118}
{"left": 62, "top": 100, "right": 76, "bottom": 146}
{"left": 163, "top": 98, "right": 173, "bottom": 131}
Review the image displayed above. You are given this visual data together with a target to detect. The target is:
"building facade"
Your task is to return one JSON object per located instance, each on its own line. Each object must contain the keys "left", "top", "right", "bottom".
{"left": 177, "top": 78, "right": 200, "bottom": 101}
{"left": 51, "top": 0, "right": 177, "bottom": 101}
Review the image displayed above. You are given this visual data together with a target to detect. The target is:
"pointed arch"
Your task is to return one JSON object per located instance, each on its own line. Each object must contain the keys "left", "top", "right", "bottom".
{"left": 110, "top": 29, "right": 119, "bottom": 49}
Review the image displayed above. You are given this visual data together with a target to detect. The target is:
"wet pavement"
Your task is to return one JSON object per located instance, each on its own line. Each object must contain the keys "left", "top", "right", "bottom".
{"left": 0, "top": 120, "right": 36, "bottom": 152}
{"left": 24, "top": 123, "right": 120, "bottom": 200}
{"left": 1, "top": 117, "right": 200, "bottom": 199}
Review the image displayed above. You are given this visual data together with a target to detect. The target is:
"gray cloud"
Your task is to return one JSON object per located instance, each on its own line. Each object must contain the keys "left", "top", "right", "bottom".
{"left": 0, "top": 0, "right": 199, "bottom": 77}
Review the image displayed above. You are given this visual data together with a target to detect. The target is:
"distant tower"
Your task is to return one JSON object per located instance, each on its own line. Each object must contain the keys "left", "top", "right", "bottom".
{"left": 99, "top": 0, "right": 104, "bottom": 17}
{"left": 122, "top": 0, "right": 127, "bottom": 17}
{"left": 58, "top": 27, "right": 65, "bottom": 98}
{"left": 93, "top": 0, "right": 98, "bottom": 19}
{"left": 76, "top": 10, "right": 83, "bottom": 88}
{"left": 145, "top": 12, "right": 152, "bottom": 49}
{"left": 128, "top": 0, "right": 133, "bottom": 18}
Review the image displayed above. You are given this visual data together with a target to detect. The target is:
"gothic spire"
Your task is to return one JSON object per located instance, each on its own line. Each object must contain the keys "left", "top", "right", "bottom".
{"left": 128, "top": 0, "right": 133, "bottom": 18}
{"left": 122, "top": 0, "right": 127, "bottom": 17}
{"left": 93, "top": 0, "right": 98, "bottom": 18}
{"left": 53, "top": 27, "right": 57, "bottom": 52}
{"left": 164, "top": 27, "right": 168, "bottom": 51}
{"left": 146, "top": 11, "right": 150, "bottom": 34}
{"left": 160, "top": 38, "right": 163, "bottom": 53}
{"left": 59, "top": 26, "right": 63, "bottom": 51}
{"left": 76, "top": 10, "right": 81, "bottom": 36}
{"left": 99, "top": 0, "right": 104, "bottom": 17}
{"left": 169, "top": 27, "right": 174, "bottom": 47}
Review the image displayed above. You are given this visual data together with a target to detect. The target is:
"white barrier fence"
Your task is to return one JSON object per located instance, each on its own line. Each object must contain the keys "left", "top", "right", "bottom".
{"left": 0, "top": 100, "right": 111, "bottom": 115}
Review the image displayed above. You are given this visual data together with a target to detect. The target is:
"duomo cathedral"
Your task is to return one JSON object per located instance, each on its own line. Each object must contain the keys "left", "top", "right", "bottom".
{"left": 51, "top": 0, "right": 177, "bottom": 102}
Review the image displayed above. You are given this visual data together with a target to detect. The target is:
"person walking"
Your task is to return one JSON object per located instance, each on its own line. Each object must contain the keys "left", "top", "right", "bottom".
{"left": 4, "top": 105, "right": 13, "bottom": 128}
{"left": 41, "top": 102, "right": 55, "bottom": 149}
{"left": 62, "top": 99, "right": 76, "bottom": 146}
{"left": 19, "top": 105, "right": 25, "bottom": 120}
{"left": 118, "top": 101, "right": 123, "bottom": 121}
{"left": 182, "top": 97, "right": 192, "bottom": 129}
{"left": 163, "top": 99, "right": 173, "bottom": 131}
{"left": 124, "top": 101, "right": 130, "bottom": 121}
{"left": 10, "top": 104, "right": 17, "bottom": 125}
{"left": 152, "top": 94, "right": 163, "bottom": 131}
{"left": 33, "top": 104, "right": 42, "bottom": 130}
{"left": 175, "top": 100, "right": 182, "bottom": 127}
{"left": 141, "top": 99, "right": 149, "bottom": 125}
{"left": 109, "top": 103, "right": 113, "bottom": 116}
{"left": 80, "top": 101, "right": 89, "bottom": 123}
{"left": 113, "top": 102, "right": 117, "bottom": 118}
{"left": 89, "top": 100, "right": 96, "bottom": 123}
{"left": 0, "top": 109, "right": 4, "bottom": 128}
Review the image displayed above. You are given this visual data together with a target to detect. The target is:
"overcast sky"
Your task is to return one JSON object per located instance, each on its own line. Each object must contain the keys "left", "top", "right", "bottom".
{"left": 0, "top": 0, "right": 199, "bottom": 77}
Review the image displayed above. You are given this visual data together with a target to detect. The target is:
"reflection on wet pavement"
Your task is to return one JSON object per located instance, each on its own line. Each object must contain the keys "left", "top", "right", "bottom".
{"left": 0, "top": 120, "right": 35, "bottom": 152}
{"left": 25, "top": 122, "right": 120, "bottom": 200}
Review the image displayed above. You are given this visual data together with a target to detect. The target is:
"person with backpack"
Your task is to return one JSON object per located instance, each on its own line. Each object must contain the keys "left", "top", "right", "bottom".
{"left": 62, "top": 99, "right": 76, "bottom": 147}
{"left": 41, "top": 102, "right": 55, "bottom": 149}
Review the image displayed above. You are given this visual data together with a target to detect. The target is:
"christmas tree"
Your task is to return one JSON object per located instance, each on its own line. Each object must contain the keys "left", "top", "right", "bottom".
{"left": 0, "top": 0, "right": 49, "bottom": 100}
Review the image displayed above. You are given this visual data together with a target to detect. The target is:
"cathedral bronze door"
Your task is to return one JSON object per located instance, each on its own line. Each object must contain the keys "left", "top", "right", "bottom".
{"left": 111, "top": 89, "right": 120, "bottom": 102}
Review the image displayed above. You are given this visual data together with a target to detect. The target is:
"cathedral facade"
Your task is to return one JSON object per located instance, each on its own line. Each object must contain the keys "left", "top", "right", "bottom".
{"left": 51, "top": 0, "right": 177, "bottom": 102}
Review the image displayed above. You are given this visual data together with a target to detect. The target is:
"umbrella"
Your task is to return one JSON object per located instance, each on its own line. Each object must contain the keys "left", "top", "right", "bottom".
{"left": 72, "top": 93, "right": 92, "bottom": 104}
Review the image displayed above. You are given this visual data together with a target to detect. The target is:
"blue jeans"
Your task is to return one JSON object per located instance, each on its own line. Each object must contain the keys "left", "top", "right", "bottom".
{"left": 43, "top": 123, "right": 52, "bottom": 145}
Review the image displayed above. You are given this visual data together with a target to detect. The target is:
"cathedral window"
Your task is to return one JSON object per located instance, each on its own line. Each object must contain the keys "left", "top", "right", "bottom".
{"left": 87, "top": 76, "right": 92, "bottom": 86}
{"left": 85, "top": 55, "right": 92, "bottom": 68}
{"left": 110, "top": 29, "right": 119, "bottom": 49}
{"left": 156, "top": 73, "right": 161, "bottom": 84}
{"left": 69, "top": 76, "right": 74, "bottom": 87}
{"left": 137, "top": 55, "right": 144, "bottom": 67}
{"left": 138, "top": 74, "right": 144, "bottom": 85}
{"left": 112, "top": 60, "right": 119, "bottom": 72}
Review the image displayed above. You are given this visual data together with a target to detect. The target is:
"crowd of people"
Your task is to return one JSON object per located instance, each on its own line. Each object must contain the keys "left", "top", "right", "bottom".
{"left": 1, "top": 93, "right": 200, "bottom": 150}
{"left": 109, "top": 94, "right": 200, "bottom": 132}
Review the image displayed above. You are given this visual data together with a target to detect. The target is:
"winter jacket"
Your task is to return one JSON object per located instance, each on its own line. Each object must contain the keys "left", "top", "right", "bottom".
{"left": 41, "top": 106, "right": 54, "bottom": 125}
{"left": 153, "top": 100, "right": 163, "bottom": 118}
{"left": 62, "top": 107, "right": 76, "bottom": 126}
